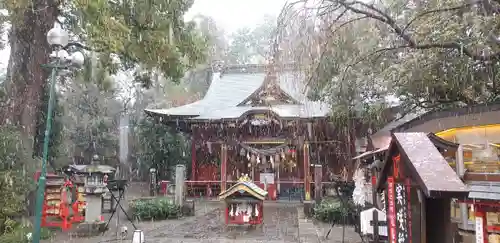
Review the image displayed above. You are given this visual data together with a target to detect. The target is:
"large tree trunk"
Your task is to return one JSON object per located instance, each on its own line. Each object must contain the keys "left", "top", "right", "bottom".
{"left": 0, "top": 1, "right": 58, "bottom": 148}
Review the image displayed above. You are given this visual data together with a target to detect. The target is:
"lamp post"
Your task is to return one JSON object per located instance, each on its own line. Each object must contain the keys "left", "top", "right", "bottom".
{"left": 32, "top": 26, "right": 85, "bottom": 243}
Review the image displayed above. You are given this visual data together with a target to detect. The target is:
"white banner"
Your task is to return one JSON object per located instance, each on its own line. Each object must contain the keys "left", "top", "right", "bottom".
{"left": 476, "top": 216, "right": 484, "bottom": 243}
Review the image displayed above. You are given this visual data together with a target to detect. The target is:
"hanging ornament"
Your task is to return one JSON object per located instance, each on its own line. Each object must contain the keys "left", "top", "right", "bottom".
{"left": 250, "top": 154, "right": 256, "bottom": 164}
{"left": 207, "top": 142, "right": 212, "bottom": 154}
{"left": 248, "top": 163, "right": 251, "bottom": 168}
{"left": 270, "top": 156, "right": 275, "bottom": 169}
{"left": 240, "top": 148, "right": 246, "bottom": 156}
{"left": 275, "top": 153, "right": 281, "bottom": 163}
{"left": 274, "top": 154, "right": 281, "bottom": 168}
{"left": 246, "top": 152, "right": 251, "bottom": 160}
{"left": 281, "top": 150, "right": 286, "bottom": 159}
{"left": 257, "top": 156, "right": 261, "bottom": 164}
{"left": 298, "top": 136, "right": 305, "bottom": 148}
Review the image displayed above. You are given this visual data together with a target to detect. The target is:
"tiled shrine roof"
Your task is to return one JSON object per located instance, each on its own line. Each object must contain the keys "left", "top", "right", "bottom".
{"left": 145, "top": 65, "right": 329, "bottom": 121}
{"left": 219, "top": 181, "right": 268, "bottom": 201}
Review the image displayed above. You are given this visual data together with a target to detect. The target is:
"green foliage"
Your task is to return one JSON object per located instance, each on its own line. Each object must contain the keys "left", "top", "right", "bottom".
{"left": 33, "top": 83, "right": 64, "bottom": 165}
{"left": 65, "top": 0, "right": 207, "bottom": 84}
{"left": 313, "top": 198, "right": 356, "bottom": 224}
{"left": 0, "top": 127, "right": 37, "bottom": 237}
{"left": 226, "top": 15, "right": 276, "bottom": 64}
{"left": 129, "top": 198, "right": 181, "bottom": 221}
{"left": 60, "top": 81, "right": 122, "bottom": 165}
{"left": 313, "top": 182, "right": 356, "bottom": 223}
{"left": 135, "top": 117, "right": 190, "bottom": 180}
{"left": 0, "top": 226, "right": 52, "bottom": 243}
{"left": 284, "top": 0, "right": 500, "bottom": 124}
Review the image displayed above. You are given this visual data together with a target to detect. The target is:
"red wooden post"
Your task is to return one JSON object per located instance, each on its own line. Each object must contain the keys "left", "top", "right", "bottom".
{"left": 225, "top": 203, "right": 229, "bottom": 225}
{"left": 221, "top": 144, "right": 227, "bottom": 193}
{"left": 191, "top": 138, "right": 196, "bottom": 180}
{"left": 387, "top": 176, "right": 396, "bottom": 243}
{"left": 303, "top": 142, "right": 311, "bottom": 200}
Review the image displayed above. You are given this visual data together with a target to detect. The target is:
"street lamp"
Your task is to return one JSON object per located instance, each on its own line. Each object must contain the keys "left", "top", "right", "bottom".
{"left": 32, "top": 26, "right": 85, "bottom": 243}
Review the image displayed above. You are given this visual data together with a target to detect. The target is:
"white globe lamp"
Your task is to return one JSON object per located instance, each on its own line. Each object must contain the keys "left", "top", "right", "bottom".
{"left": 56, "top": 49, "right": 69, "bottom": 60}
{"left": 69, "top": 51, "right": 85, "bottom": 67}
{"left": 46, "top": 27, "right": 69, "bottom": 47}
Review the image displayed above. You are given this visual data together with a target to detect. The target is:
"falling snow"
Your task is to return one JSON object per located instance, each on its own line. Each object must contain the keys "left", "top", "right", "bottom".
{"left": 0, "top": 0, "right": 498, "bottom": 242}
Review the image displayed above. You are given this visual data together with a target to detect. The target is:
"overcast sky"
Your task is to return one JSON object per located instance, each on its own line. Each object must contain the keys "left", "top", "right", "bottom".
{"left": 186, "top": 0, "right": 287, "bottom": 33}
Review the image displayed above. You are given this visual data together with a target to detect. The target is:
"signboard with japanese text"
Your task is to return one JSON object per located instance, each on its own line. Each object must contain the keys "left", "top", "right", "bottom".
{"left": 394, "top": 182, "right": 410, "bottom": 243}
{"left": 405, "top": 178, "right": 412, "bottom": 243}
{"left": 476, "top": 216, "right": 484, "bottom": 243}
{"left": 387, "top": 176, "right": 396, "bottom": 243}
{"left": 380, "top": 191, "right": 387, "bottom": 213}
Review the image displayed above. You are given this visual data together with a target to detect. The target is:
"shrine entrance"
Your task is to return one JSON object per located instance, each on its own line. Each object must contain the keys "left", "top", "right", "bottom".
{"left": 375, "top": 132, "right": 468, "bottom": 243}
{"left": 235, "top": 141, "right": 301, "bottom": 200}
{"left": 146, "top": 64, "right": 357, "bottom": 202}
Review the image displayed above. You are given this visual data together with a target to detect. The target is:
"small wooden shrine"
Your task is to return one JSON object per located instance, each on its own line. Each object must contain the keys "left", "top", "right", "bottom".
{"left": 219, "top": 174, "right": 268, "bottom": 226}
{"left": 34, "top": 172, "right": 85, "bottom": 231}
{"left": 375, "top": 132, "right": 468, "bottom": 243}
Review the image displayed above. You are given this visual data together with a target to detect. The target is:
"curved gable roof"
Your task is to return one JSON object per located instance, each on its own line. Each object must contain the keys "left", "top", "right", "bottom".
{"left": 145, "top": 67, "right": 329, "bottom": 120}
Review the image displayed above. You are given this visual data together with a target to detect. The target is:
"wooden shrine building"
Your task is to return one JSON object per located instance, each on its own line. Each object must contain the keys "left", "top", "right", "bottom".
{"left": 145, "top": 64, "right": 355, "bottom": 200}
{"left": 376, "top": 132, "right": 468, "bottom": 243}
{"left": 219, "top": 175, "right": 267, "bottom": 226}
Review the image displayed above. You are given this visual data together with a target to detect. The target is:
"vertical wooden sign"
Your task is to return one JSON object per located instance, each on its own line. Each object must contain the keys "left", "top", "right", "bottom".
{"left": 406, "top": 178, "right": 412, "bottom": 243}
{"left": 395, "top": 182, "right": 410, "bottom": 243}
{"left": 388, "top": 176, "right": 397, "bottom": 243}
{"left": 475, "top": 212, "right": 485, "bottom": 243}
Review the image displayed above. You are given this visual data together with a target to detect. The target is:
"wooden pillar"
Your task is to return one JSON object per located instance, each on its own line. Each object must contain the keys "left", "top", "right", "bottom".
{"left": 314, "top": 164, "right": 322, "bottom": 203}
{"left": 221, "top": 144, "right": 228, "bottom": 193}
{"left": 191, "top": 138, "right": 196, "bottom": 181}
{"left": 475, "top": 205, "right": 488, "bottom": 243}
{"left": 371, "top": 173, "right": 378, "bottom": 207}
{"left": 426, "top": 198, "right": 454, "bottom": 243}
{"left": 456, "top": 145, "right": 469, "bottom": 229}
{"left": 419, "top": 190, "right": 426, "bottom": 243}
{"left": 303, "top": 142, "right": 311, "bottom": 201}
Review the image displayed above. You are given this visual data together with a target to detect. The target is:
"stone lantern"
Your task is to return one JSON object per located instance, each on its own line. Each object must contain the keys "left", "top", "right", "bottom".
{"left": 83, "top": 155, "right": 112, "bottom": 223}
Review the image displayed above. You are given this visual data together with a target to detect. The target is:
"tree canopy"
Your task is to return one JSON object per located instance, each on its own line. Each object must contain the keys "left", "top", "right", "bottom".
{"left": 282, "top": 0, "right": 500, "bottom": 122}
{"left": 0, "top": 0, "right": 208, "bottom": 142}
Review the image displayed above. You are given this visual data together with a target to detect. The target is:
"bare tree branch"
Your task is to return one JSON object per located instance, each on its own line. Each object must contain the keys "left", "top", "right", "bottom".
{"left": 402, "top": 2, "right": 477, "bottom": 34}
{"left": 331, "top": 0, "right": 500, "bottom": 61}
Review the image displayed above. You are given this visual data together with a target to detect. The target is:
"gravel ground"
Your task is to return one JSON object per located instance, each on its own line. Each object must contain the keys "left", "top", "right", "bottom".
{"left": 313, "top": 221, "right": 362, "bottom": 243}
{"left": 150, "top": 203, "right": 299, "bottom": 242}
{"left": 39, "top": 183, "right": 360, "bottom": 243}
{"left": 42, "top": 202, "right": 300, "bottom": 243}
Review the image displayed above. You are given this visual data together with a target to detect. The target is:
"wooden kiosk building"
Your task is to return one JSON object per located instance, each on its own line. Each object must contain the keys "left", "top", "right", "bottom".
{"left": 364, "top": 103, "right": 500, "bottom": 242}
{"left": 145, "top": 64, "right": 355, "bottom": 200}
{"left": 375, "top": 132, "right": 468, "bottom": 243}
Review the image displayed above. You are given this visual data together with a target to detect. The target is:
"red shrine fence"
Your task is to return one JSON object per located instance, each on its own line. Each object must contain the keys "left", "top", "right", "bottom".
{"left": 160, "top": 180, "right": 337, "bottom": 200}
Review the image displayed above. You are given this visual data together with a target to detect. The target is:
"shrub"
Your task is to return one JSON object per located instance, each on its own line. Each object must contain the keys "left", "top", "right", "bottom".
{"left": 0, "top": 126, "right": 39, "bottom": 240}
{"left": 0, "top": 226, "right": 52, "bottom": 243}
{"left": 313, "top": 198, "right": 356, "bottom": 224}
{"left": 129, "top": 198, "right": 181, "bottom": 221}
